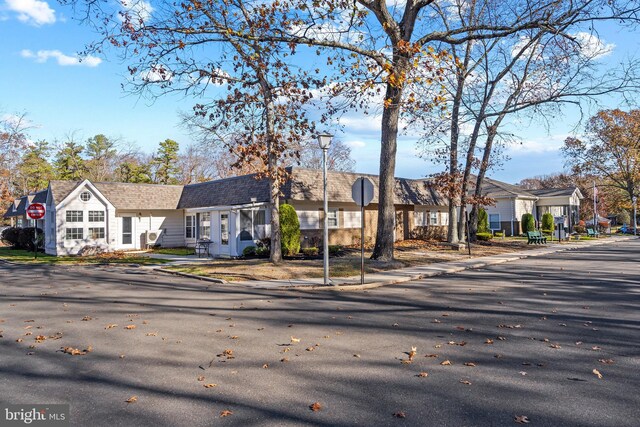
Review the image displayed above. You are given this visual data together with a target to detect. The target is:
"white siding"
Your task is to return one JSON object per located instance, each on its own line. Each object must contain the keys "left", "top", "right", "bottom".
{"left": 515, "top": 198, "right": 536, "bottom": 219}
{"left": 56, "top": 186, "right": 110, "bottom": 255}
{"left": 298, "top": 210, "right": 320, "bottom": 230}
{"left": 342, "top": 209, "right": 362, "bottom": 228}
{"left": 115, "top": 210, "right": 186, "bottom": 249}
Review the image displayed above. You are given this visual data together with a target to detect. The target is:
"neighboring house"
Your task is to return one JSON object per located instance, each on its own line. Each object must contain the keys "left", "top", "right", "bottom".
{"left": 472, "top": 178, "right": 584, "bottom": 236}
{"left": 3, "top": 190, "right": 48, "bottom": 230}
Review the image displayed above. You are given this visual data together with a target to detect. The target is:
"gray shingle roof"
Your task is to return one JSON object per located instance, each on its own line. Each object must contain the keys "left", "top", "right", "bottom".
{"left": 473, "top": 177, "right": 538, "bottom": 199}
{"left": 282, "top": 167, "right": 446, "bottom": 205}
{"left": 178, "top": 174, "right": 270, "bottom": 209}
{"left": 50, "top": 180, "right": 184, "bottom": 210}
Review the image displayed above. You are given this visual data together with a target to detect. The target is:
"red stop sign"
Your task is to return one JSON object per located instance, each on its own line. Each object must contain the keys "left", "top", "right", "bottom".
{"left": 27, "top": 203, "right": 46, "bottom": 220}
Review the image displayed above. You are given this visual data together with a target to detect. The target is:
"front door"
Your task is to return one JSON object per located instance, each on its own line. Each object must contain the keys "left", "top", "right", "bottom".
{"left": 219, "top": 211, "right": 230, "bottom": 255}
{"left": 121, "top": 216, "right": 135, "bottom": 249}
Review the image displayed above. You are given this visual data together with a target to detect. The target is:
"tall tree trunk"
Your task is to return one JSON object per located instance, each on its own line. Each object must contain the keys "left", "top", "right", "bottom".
{"left": 447, "top": 82, "right": 464, "bottom": 245}
{"left": 469, "top": 123, "right": 499, "bottom": 241}
{"left": 261, "top": 81, "right": 282, "bottom": 264}
{"left": 372, "top": 81, "right": 403, "bottom": 261}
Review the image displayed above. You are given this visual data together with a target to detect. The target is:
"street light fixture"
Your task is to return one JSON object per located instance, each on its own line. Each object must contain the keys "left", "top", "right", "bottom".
{"left": 317, "top": 133, "right": 333, "bottom": 285}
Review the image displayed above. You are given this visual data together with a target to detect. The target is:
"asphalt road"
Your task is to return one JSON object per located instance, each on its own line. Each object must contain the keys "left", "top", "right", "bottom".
{"left": 0, "top": 239, "right": 639, "bottom": 426}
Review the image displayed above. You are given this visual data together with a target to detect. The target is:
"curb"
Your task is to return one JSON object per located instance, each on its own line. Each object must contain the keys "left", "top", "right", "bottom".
{"left": 153, "top": 267, "right": 228, "bottom": 284}
{"left": 284, "top": 236, "right": 635, "bottom": 292}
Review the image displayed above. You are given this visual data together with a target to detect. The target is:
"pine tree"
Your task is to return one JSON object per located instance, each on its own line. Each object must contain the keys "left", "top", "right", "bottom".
{"left": 54, "top": 141, "right": 87, "bottom": 180}
{"left": 15, "top": 140, "right": 55, "bottom": 192}
{"left": 152, "top": 139, "right": 180, "bottom": 184}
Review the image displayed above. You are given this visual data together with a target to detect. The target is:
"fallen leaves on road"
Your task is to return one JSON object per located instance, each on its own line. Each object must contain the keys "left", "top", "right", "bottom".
{"left": 61, "top": 346, "right": 91, "bottom": 356}
{"left": 417, "top": 372, "right": 429, "bottom": 377}
{"left": 82, "top": 316, "right": 93, "bottom": 321}
{"left": 204, "top": 383, "right": 218, "bottom": 388}
{"left": 393, "top": 411, "right": 406, "bottom": 418}
{"left": 515, "top": 415, "right": 530, "bottom": 424}
{"left": 280, "top": 357, "right": 289, "bottom": 363}
{"left": 306, "top": 346, "right": 315, "bottom": 352}
{"left": 464, "top": 362, "right": 476, "bottom": 367}
{"left": 598, "top": 359, "right": 614, "bottom": 365}
{"left": 408, "top": 346, "right": 417, "bottom": 361}
{"left": 197, "top": 376, "right": 205, "bottom": 381}
{"left": 145, "top": 332, "right": 157, "bottom": 337}
{"left": 309, "top": 402, "right": 322, "bottom": 412}
{"left": 35, "top": 335, "right": 46, "bottom": 343}
{"left": 485, "top": 339, "right": 494, "bottom": 345}
{"left": 219, "top": 410, "right": 233, "bottom": 417}
{"left": 124, "top": 325, "right": 136, "bottom": 330}
{"left": 549, "top": 344, "right": 561, "bottom": 349}
{"left": 290, "top": 336, "right": 300, "bottom": 343}
{"left": 459, "top": 380, "right": 472, "bottom": 385}
{"left": 125, "top": 396, "right": 137, "bottom": 404}
{"left": 425, "top": 354, "right": 438, "bottom": 358}
{"left": 440, "top": 360, "right": 452, "bottom": 366}
{"left": 262, "top": 363, "right": 269, "bottom": 369}
{"left": 593, "top": 369, "right": 603, "bottom": 379}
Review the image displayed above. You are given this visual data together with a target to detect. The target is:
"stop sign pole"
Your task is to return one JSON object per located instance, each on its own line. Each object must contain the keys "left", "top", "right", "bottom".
{"left": 352, "top": 177, "right": 374, "bottom": 285}
{"left": 26, "top": 203, "right": 46, "bottom": 259}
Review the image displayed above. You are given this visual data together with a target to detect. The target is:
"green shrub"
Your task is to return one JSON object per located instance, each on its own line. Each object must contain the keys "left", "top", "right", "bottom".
{"left": 328, "top": 245, "right": 343, "bottom": 256}
{"left": 477, "top": 208, "right": 489, "bottom": 233}
{"left": 242, "top": 246, "right": 256, "bottom": 257}
{"left": 476, "top": 232, "right": 493, "bottom": 241}
{"left": 494, "top": 232, "right": 504, "bottom": 237}
{"left": 279, "top": 204, "right": 301, "bottom": 256}
{"left": 301, "top": 247, "right": 319, "bottom": 257}
{"left": 616, "top": 209, "right": 630, "bottom": 225}
{"left": 255, "top": 246, "right": 270, "bottom": 258}
{"left": 542, "top": 213, "right": 554, "bottom": 231}
{"left": 521, "top": 213, "right": 535, "bottom": 233}
{"left": 0, "top": 227, "right": 20, "bottom": 247}
{"left": 542, "top": 229, "right": 553, "bottom": 235}
{"left": 17, "top": 227, "right": 44, "bottom": 251}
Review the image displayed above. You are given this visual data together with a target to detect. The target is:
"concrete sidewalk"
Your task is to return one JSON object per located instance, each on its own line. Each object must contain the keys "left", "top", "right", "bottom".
{"left": 155, "top": 235, "right": 637, "bottom": 291}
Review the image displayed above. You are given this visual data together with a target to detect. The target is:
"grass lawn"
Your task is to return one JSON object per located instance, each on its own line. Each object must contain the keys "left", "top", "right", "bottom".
{"left": 165, "top": 238, "right": 540, "bottom": 282}
{"left": 0, "top": 247, "right": 170, "bottom": 265}
{"left": 151, "top": 247, "right": 195, "bottom": 256}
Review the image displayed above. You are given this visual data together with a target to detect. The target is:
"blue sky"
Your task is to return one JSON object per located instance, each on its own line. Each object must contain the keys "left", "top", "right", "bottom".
{"left": 1, "top": 1, "right": 638, "bottom": 183}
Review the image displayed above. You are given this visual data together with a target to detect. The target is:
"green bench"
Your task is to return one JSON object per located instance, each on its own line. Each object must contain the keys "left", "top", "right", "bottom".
{"left": 586, "top": 228, "right": 599, "bottom": 237}
{"left": 526, "top": 231, "right": 547, "bottom": 244}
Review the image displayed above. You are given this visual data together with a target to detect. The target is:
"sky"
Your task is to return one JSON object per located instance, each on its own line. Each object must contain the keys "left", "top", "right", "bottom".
{"left": 1, "top": 0, "right": 639, "bottom": 184}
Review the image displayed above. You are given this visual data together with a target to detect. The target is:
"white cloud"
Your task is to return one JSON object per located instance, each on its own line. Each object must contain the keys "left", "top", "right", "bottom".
{"left": 346, "top": 140, "right": 367, "bottom": 149}
{"left": 507, "top": 134, "right": 568, "bottom": 155}
{"left": 5, "top": 0, "right": 56, "bottom": 25}
{"left": 120, "top": 0, "right": 153, "bottom": 23}
{"left": 20, "top": 49, "right": 102, "bottom": 67}
{"left": 574, "top": 32, "right": 615, "bottom": 60}
{"left": 139, "top": 65, "right": 173, "bottom": 82}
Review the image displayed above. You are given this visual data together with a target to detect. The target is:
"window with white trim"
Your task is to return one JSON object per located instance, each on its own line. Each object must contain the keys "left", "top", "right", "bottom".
{"left": 185, "top": 215, "right": 195, "bottom": 239}
{"left": 489, "top": 214, "right": 501, "bottom": 230}
{"left": 429, "top": 212, "right": 438, "bottom": 226}
{"left": 88, "top": 211, "right": 105, "bottom": 222}
{"left": 327, "top": 209, "right": 338, "bottom": 228}
{"left": 88, "top": 227, "right": 105, "bottom": 239}
{"left": 66, "top": 211, "right": 83, "bottom": 222}
{"left": 65, "top": 228, "right": 83, "bottom": 240}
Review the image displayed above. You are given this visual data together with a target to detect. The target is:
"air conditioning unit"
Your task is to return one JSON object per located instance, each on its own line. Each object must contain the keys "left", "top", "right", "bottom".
{"left": 146, "top": 230, "right": 162, "bottom": 246}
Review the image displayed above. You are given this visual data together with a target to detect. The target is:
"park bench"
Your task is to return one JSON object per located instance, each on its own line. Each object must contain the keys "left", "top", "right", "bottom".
{"left": 526, "top": 231, "right": 547, "bottom": 244}
{"left": 586, "top": 228, "right": 599, "bottom": 238}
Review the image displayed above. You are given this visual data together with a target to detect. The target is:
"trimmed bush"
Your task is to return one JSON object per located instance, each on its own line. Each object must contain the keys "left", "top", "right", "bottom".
{"left": 255, "top": 246, "right": 270, "bottom": 258}
{"left": 301, "top": 247, "right": 319, "bottom": 257}
{"left": 573, "top": 225, "right": 586, "bottom": 234}
{"left": 521, "top": 213, "right": 535, "bottom": 233}
{"left": 280, "top": 204, "right": 301, "bottom": 256}
{"left": 616, "top": 209, "right": 630, "bottom": 226}
{"left": 0, "top": 227, "right": 20, "bottom": 247}
{"left": 242, "top": 246, "right": 256, "bottom": 257}
{"left": 541, "top": 212, "right": 554, "bottom": 231}
{"left": 477, "top": 208, "right": 489, "bottom": 233}
{"left": 476, "top": 232, "right": 493, "bottom": 241}
{"left": 328, "top": 245, "right": 343, "bottom": 256}
{"left": 494, "top": 232, "right": 504, "bottom": 237}
{"left": 17, "top": 227, "right": 44, "bottom": 251}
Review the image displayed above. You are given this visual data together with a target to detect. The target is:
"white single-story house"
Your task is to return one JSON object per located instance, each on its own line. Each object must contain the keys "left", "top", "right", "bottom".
{"left": 473, "top": 178, "right": 584, "bottom": 236}
{"left": 3, "top": 168, "right": 582, "bottom": 255}
{"left": 3, "top": 167, "right": 448, "bottom": 256}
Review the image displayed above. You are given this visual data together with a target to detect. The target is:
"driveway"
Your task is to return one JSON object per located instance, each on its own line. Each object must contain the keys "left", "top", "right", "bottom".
{"left": 0, "top": 239, "right": 638, "bottom": 426}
